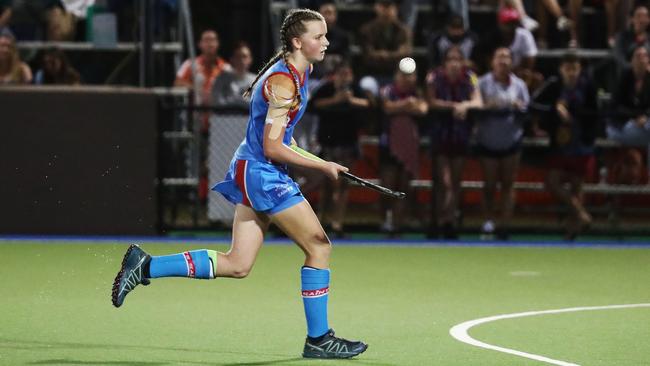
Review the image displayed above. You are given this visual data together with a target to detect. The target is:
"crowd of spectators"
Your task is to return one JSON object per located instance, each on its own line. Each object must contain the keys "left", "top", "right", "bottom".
{"left": 278, "top": 0, "right": 650, "bottom": 240}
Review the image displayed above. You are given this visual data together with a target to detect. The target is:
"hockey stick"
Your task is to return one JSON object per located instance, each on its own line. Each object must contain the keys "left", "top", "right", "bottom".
{"left": 291, "top": 145, "right": 406, "bottom": 199}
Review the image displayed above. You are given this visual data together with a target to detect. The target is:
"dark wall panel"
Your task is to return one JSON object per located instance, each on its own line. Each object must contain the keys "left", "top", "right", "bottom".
{"left": 0, "top": 87, "right": 158, "bottom": 235}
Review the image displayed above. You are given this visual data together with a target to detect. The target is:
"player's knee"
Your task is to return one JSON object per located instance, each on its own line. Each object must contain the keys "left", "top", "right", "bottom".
{"left": 306, "top": 231, "right": 331, "bottom": 259}
{"left": 231, "top": 263, "right": 252, "bottom": 279}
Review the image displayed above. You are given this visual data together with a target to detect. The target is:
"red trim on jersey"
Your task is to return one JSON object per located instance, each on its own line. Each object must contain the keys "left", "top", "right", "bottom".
{"left": 235, "top": 160, "right": 251, "bottom": 207}
{"left": 302, "top": 287, "right": 329, "bottom": 298}
{"left": 183, "top": 251, "right": 196, "bottom": 278}
{"left": 287, "top": 62, "right": 306, "bottom": 86}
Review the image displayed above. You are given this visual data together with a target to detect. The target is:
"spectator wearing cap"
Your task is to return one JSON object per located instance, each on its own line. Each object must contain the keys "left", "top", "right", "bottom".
{"left": 477, "top": 4, "right": 542, "bottom": 92}
{"left": 359, "top": 0, "right": 412, "bottom": 85}
{"left": 532, "top": 52, "right": 598, "bottom": 240}
{"left": 426, "top": 14, "right": 478, "bottom": 70}
{"left": 425, "top": 46, "right": 482, "bottom": 239}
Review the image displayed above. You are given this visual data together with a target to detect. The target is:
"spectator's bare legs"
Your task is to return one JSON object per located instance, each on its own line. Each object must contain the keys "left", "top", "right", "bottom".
{"left": 480, "top": 157, "right": 499, "bottom": 229}
{"left": 449, "top": 156, "right": 465, "bottom": 226}
{"left": 545, "top": 169, "right": 591, "bottom": 238}
{"left": 380, "top": 163, "right": 400, "bottom": 233}
{"left": 604, "top": 0, "right": 620, "bottom": 47}
{"left": 215, "top": 204, "right": 270, "bottom": 278}
{"left": 436, "top": 155, "right": 464, "bottom": 227}
{"left": 435, "top": 155, "right": 453, "bottom": 226}
{"left": 568, "top": 0, "right": 582, "bottom": 47}
{"left": 328, "top": 178, "right": 350, "bottom": 235}
{"left": 499, "top": 152, "right": 520, "bottom": 232}
{"left": 537, "top": 0, "right": 569, "bottom": 48}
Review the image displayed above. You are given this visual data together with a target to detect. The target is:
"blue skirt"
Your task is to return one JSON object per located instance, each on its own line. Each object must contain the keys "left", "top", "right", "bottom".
{"left": 212, "top": 158, "right": 304, "bottom": 215}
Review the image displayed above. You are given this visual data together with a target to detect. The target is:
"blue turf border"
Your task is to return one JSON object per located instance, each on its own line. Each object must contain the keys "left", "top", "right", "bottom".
{"left": 0, "top": 234, "right": 649, "bottom": 248}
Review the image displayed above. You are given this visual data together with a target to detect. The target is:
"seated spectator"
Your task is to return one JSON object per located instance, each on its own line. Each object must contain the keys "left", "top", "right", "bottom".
{"left": 359, "top": 0, "right": 412, "bottom": 85}
{"left": 608, "top": 45, "right": 650, "bottom": 155}
{"left": 614, "top": 4, "right": 650, "bottom": 73}
{"left": 211, "top": 42, "right": 255, "bottom": 107}
{"left": 34, "top": 47, "right": 80, "bottom": 85}
{"left": 477, "top": 47, "right": 529, "bottom": 240}
{"left": 477, "top": 5, "right": 542, "bottom": 91}
{"left": 311, "top": 61, "right": 370, "bottom": 238}
{"left": 426, "top": 46, "right": 482, "bottom": 239}
{"left": 313, "top": 1, "right": 350, "bottom": 79}
{"left": 379, "top": 61, "right": 428, "bottom": 236}
{"left": 0, "top": 29, "right": 31, "bottom": 84}
{"left": 427, "top": 14, "right": 477, "bottom": 70}
{"left": 533, "top": 52, "right": 598, "bottom": 240}
{"left": 175, "top": 29, "right": 230, "bottom": 106}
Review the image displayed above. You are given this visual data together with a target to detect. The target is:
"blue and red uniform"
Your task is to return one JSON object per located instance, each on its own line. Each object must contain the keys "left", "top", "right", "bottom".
{"left": 212, "top": 60, "right": 311, "bottom": 214}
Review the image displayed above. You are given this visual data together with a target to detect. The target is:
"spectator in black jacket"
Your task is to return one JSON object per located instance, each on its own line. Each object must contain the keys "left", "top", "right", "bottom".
{"left": 609, "top": 44, "right": 650, "bottom": 146}
{"left": 533, "top": 52, "right": 598, "bottom": 240}
{"left": 427, "top": 14, "right": 477, "bottom": 69}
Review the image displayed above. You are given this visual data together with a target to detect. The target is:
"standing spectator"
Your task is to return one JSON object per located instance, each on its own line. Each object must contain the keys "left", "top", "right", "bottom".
{"left": 311, "top": 61, "right": 370, "bottom": 238}
{"left": 0, "top": 29, "right": 31, "bottom": 84}
{"left": 477, "top": 47, "right": 529, "bottom": 240}
{"left": 379, "top": 62, "right": 428, "bottom": 236}
{"left": 426, "top": 46, "right": 482, "bottom": 239}
{"left": 614, "top": 4, "right": 650, "bottom": 72}
{"left": 533, "top": 52, "right": 597, "bottom": 240}
{"left": 34, "top": 47, "right": 80, "bottom": 85}
{"left": 427, "top": 14, "right": 477, "bottom": 69}
{"left": 359, "top": 0, "right": 412, "bottom": 85}
{"left": 608, "top": 45, "right": 650, "bottom": 146}
{"left": 175, "top": 29, "right": 230, "bottom": 106}
{"left": 175, "top": 29, "right": 229, "bottom": 205}
{"left": 313, "top": 1, "right": 350, "bottom": 79}
{"left": 212, "top": 42, "right": 255, "bottom": 108}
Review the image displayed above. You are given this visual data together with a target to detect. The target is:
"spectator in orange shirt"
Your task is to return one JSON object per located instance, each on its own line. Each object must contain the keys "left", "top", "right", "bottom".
{"left": 175, "top": 29, "right": 230, "bottom": 105}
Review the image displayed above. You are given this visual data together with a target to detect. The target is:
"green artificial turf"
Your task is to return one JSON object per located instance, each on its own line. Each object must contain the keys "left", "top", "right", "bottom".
{"left": 0, "top": 241, "right": 648, "bottom": 365}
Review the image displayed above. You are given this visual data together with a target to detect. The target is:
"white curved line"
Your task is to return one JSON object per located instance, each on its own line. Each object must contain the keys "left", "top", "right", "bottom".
{"left": 450, "top": 303, "right": 650, "bottom": 366}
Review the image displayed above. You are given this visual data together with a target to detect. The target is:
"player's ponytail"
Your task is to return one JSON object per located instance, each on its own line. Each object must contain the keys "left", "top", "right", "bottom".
{"left": 243, "top": 8, "right": 324, "bottom": 99}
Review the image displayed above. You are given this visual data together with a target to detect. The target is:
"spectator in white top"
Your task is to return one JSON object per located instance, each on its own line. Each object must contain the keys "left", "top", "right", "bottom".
{"left": 477, "top": 47, "right": 529, "bottom": 241}
{"left": 212, "top": 41, "right": 255, "bottom": 108}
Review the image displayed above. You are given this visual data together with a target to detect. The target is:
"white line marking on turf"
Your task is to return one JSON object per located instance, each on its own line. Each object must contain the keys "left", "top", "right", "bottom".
{"left": 509, "top": 271, "right": 541, "bottom": 276}
{"left": 449, "top": 303, "right": 650, "bottom": 366}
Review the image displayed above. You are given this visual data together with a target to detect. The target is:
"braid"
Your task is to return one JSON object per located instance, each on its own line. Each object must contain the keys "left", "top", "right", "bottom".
{"left": 282, "top": 52, "right": 302, "bottom": 105}
{"left": 244, "top": 8, "right": 324, "bottom": 99}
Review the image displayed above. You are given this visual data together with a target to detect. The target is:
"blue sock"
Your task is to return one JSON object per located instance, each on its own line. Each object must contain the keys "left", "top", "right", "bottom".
{"left": 301, "top": 266, "right": 330, "bottom": 338}
{"left": 148, "top": 250, "right": 217, "bottom": 279}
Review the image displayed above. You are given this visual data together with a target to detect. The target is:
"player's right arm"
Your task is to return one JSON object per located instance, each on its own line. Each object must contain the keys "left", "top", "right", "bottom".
{"left": 261, "top": 74, "right": 348, "bottom": 180}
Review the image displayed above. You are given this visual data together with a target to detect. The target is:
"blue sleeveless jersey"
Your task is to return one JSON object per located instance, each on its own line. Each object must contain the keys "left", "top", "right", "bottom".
{"left": 234, "top": 60, "right": 310, "bottom": 162}
{"left": 211, "top": 60, "right": 311, "bottom": 214}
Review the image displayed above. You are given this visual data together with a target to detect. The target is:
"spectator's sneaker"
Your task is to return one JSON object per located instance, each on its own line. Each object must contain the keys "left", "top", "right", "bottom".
{"left": 111, "top": 244, "right": 151, "bottom": 308}
{"left": 522, "top": 16, "right": 539, "bottom": 31}
{"left": 557, "top": 16, "right": 572, "bottom": 31}
{"left": 302, "top": 329, "right": 368, "bottom": 359}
